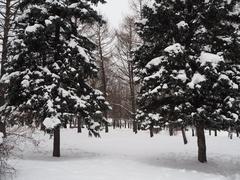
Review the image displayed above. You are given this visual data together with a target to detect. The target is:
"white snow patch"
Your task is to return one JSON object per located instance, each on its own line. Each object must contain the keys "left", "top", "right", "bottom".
{"left": 218, "top": 74, "right": 239, "bottom": 89}
{"left": 177, "top": 21, "right": 188, "bottom": 29}
{"left": 217, "top": 36, "right": 232, "bottom": 44}
{"left": 219, "top": 74, "right": 230, "bottom": 81}
{"left": 148, "top": 113, "right": 161, "bottom": 120}
{"left": 175, "top": 70, "right": 188, "bottom": 82}
{"left": 90, "top": 122, "right": 100, "bottom": 130}
{"left": 232, "top": 83, "right": 238, "bottom": 89}
{"left": 68, "top": 3, "right": 79, "bottom": 8}
{"left": 136, "top": 18, "right": 148, "bottom": 25}
{"left": 21, "top": 79, "right": 30, "bottom": 88}
{"left": 25, "top": 24, "right": 44, "bottom": 34}
{"left": 39, "top": 66, "right": 60, "bottom": 79}
{"left": 195, "top": 26, "right": 207, "bottom": 35}
{"left": 188, "top": 72, "right": 206, "bottom": 89}
{"left": 199, "top": 52, "right": 224, "bottom": 68}
{"left": 68, "top": 38, "right": 90, "bottom": 62}
{"left": 58, "top": 88, "right": 87, "bottom": 108}
{"left": 10, "top": 129, "right": 240, "bottom": 180}
{"left": 0, "top": 132, "right": 3, "bottom": 144}
{"left": 97, "top": 96, "right": 105, "bottom": 100}
{"left": 45, "top": 19, "right": 52, "bottom": 26}
{"left": 177, "top": 119, "right": 183, "bottom": 122}
{"left": 232, "top": 113, "right": 239, "bottom": 121}
{"left": 197, "top": 107, "right": 205, "bottom": 113}
{"left": 230, "top": 3, "right": 240, "bottom": 15}
{"left": 146, "top": 56, "right": 165, "bottom": 68}
{"left": 164, "top": 43, "right": 184, "bottom": 56}
{"left": 58, "top": 88, "right": 71, "bottom": 98}
{"left": 162, "top": 84, "right": 168, "bottom": 89}
{"left": 0, "top": 71, "right": 21, "bottom": 83}
{"left": 46, "top": 99, "right": 55, "bottom": 113}
{"left": 144, "top": 67, "right": 166, "bottom": 81}
{"left": 43, "top": 116, "right": 61, "bottom": 129}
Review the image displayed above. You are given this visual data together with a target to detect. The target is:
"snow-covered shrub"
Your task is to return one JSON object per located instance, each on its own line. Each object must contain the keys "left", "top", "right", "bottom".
{"left": 0, "top": 132, "right": 13, "bottom": 178}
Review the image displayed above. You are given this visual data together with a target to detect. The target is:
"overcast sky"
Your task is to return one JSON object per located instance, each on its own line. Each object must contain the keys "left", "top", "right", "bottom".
{"left": 97, "top": 0, "right": 131, "bottom": 28}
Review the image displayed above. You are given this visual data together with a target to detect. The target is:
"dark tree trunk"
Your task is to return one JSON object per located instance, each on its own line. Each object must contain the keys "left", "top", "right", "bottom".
{"left": 52, "top": 23, "right": 61, "bottom": 158}
{"left": 228, "top": 128, "right": 233, "bottom": 139}
{"left": 97, "top": 27, "right": 109, "bottom": 134}
{"left": 127, "top": 27, "right": 137, "bottom": 134}
{"left": 192, "top": 128, "right": 195, "bottom": 137}
{"left": 116, "top": 120, "right": 119, "bottom": 128}
{"left": 209, "top": 129, "right": 211, "bottom": 136}
{"left": 113, "top": 119, "right": 116, "bottom": 129}
{"left": 196, "top": 121, "right": 207, "bottom": 163}
{"left": 133, "top": 121, "right": 137, "bottom": 133}
{"left": 53, "top": 126, "right": 60, "bottom": 157}
{"left": 1, "top": 0, "right": 11, "bottom": 76}
{"left": 77, "top": 117, "right": 82, "bottom": 133}
{"left": 63, "top": 122, "right": 67, "bottom": 128}
{"left": 237, "top": 131, "right": 239, "bottom": 137}
{"left": 169, "top": 126, "right": 174, "bottom": 136}
{"left": 105, "top": 119, "right": 109, "bottom": 133}
{"left": 0, "top": 89, "right": 6, "bottom": 137}
{"left": 214, "top": 130, "right": 217, "bottom": 136}
{"left": 3, "top": 121, "right": 6, "bottom": 137}
{"left": 0, "top": 121, "right": 6, "bottom": 138}
{"left": 74, "top": 118, "right": 77, "bottom": 128}
{"left": 138, "top": 123, "right": 141, "bottom": 130}
{"left": 119, "top": 120, "right": 122, "bottom": 129}
{"left": 150, "top": 124, "right": 154, "bottom": 138}
{"left": 0, "top": 3, "right": 13, "bottom": 134}
{"left": 40, "top": 123, "right": 45, "bottom": 131}
{"left": 181, "top": 127, "right": 188, "bottom": 145}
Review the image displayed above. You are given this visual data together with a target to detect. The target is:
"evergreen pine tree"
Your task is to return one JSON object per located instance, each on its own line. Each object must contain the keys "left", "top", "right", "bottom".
{"left": 0, "top": 0, "right": 110, "bottom": 157}
{"left": 134, "top": 0, "right": 240, "bottom": 162}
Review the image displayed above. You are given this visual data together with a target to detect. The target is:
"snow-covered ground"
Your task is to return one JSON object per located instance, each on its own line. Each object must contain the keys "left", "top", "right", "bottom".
{"left": 6, "top": 128, "right": 240, "bottom": 180}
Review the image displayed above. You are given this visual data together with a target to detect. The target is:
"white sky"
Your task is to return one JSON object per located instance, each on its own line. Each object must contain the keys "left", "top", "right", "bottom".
{"left": 97, "top": 0, "right": 131, "bottom": 28}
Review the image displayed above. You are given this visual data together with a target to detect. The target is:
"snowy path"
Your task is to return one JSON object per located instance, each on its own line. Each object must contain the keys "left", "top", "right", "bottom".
{"left": 7, "top": 129, "right": 240, "bottom": 180}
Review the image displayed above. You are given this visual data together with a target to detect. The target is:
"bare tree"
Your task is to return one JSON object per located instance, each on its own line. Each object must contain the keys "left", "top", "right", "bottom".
{"left": 115, "top": 16, "right": 140, "bottom": 133}
{"left": 130, "top": 0, "right": 151, "bottom": 19}
{"left": 84, "top": 22, "right": 115, "bottom": 133}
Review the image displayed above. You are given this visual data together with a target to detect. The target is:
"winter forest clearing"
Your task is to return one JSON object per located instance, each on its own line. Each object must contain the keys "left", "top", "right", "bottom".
{"left": 6, "top": 128, "right": 240, "bottom": 180}
{"left": 0, "top": 0, "right": 240, "bottom": 179}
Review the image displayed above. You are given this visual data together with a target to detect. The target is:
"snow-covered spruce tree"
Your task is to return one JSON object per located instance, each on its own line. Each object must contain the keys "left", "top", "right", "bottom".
{"left": 134, "top": 0, "right": 240, "bottom": 162}
{"left": 135, "top": 44, "right": 192, "bottom": 138}
{"left": 0, "top": 0, "right": 110, "bottom": 157}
